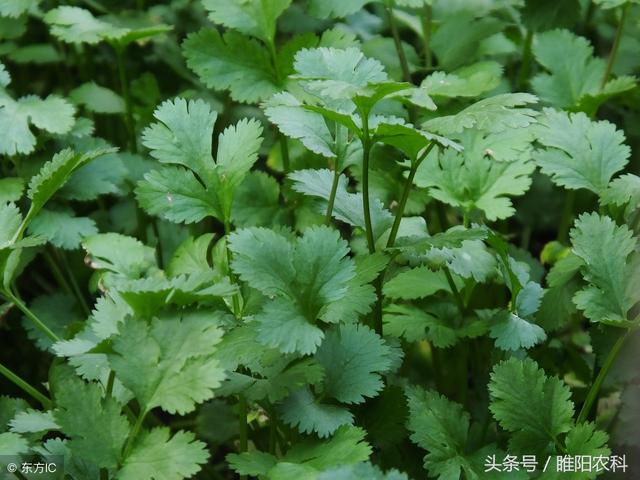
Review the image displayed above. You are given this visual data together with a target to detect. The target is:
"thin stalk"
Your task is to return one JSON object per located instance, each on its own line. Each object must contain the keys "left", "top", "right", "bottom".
{"left": 373, "top": 277, "right": 384, "bottom": 335}
{"left": 386, "top": 5, "right": 412, "bottom": 84}
{"left": 280, "top": 136, "right": 291, "bottom": 173}
{"left": 577, "top": 330, "right": 629, "bottom": 424}
{"left": 106, "top": 370, "right": 116, "bottom": 398}
{"left": 6, "top": 292, "right": 59, "bottom": 343}
{"left": 114, "top": 45, "right": 137, "bottom": 153}
{"left": 444, "top": 267, "right": 465, "bottom": 315}
{"left": 238, "top": 395, "right": 248, "bottom": 480}
{"left": 558, "top": 190, "right": 576, "bottom": 243}
{"left": 0, "top": 362, "right": 52, "bottom": 409}
{"left": 224, "top": 220, "right": 241, "bottom": 318}
{"left": 360, "top": 115, "right": 376, "bottom": 254}
{"left": 42, "top": 251, "right": 74, "bottom": 298}
{"left": 123, "top": 411, "right": 147, "bottom": 458}
{"left": 387, "top": 144, "right": 435, "bottom": 248}
{"left": 600, "top": 2, "right": 630, "bottom": 90}
{"left": 421, "top": 4, "right": 433, "bottom": 68}
{"left": 325, "top": 167, "right": 341, "bottom": 224}
{"left": 56, "top": 249, "right": 90, "bottom": 316}
{"left": 517, "top": 30, "right": 533, "bottom": 91}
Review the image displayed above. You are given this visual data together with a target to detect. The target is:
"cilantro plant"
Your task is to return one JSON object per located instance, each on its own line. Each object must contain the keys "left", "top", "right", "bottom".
{"left": 0, "top": 1, "right": 639, "bottom": 479}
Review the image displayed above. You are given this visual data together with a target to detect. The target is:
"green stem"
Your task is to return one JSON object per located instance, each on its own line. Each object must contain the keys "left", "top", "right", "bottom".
{"left": 360, "top": 115, "right": 376, "bottom": 254}
{"left": 387, "top": 144, "right": 434, "bottom": 248}
{"left": 0, "top": 362, "right": 52, "bottom": 409}
{"left": 444, "top": 267, "right": 465, "bottom": 315}
{"left": 517, "top": 30, "right": 533, "bottom": 91}
{"left": 558, "top": 190, "right": 576, "bottom": 243}
{"left": 114, "top": 45, "right": 137, "bottom": 153}
{"left": 123, "top": 410, "right": 147, "bottom": 458}
{"left": 600, "top": 2, "right": 630, "bottom": 90}
{"left": 224, "top": 221, "right": 241, "bottom": 318}
{"left": 280, "top": 136, "right": 290, "bottom": 173}
{"left": 238, "top": 395, "right": 248, "bottom": 480}
{"left": 325, "top": 167, "right": 341, "bottom": 224}
{"left": 56, "top": 249, "right": 91, "bottom": 316}
{"left": 577, "top": 330, "right": 629, "bottom": 424}
{"left": 106, "top": 370, "right": 116, "bottom": 398}
{"left": 43, "top": 251, "right": 74, "bottom": 298}
{"left": 386, "top": 5, "right": 412, "bottom": 84}
{"left": 421, "top": 4, "right": 432, "bottom": 68}
{"left": 6, "top": 292, "right": 59, "bottom": 343}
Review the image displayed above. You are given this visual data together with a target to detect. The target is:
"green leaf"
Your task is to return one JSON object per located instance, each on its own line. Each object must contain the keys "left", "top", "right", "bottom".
{"left": 489, "top": 358, "right": 574, "bottom": 454}
{"left": 22, "top": 293, "right": 81, "bottom": 352}
{"left": 82, "top": 233, "right": 156, "bottom": 278}
{"left": 0, "top": 0, "right": 40, "bottom": 18}
{"left": 0, "top": 93, "right": 77, "bottom": 155}
{"left": 70, "top": 81, "right": 124, "bottom": 114}
{"left": 61, "top": 151, "right": 130, "bottom": 201}
{"left": 0, "top": 431, "right": 29, "bottom": 456}
{"left": 293, "top": 47, "right": 387, "bottom": 100}
{"left": 414, "top": 147, "right": 535, "bottom": 221}
{"left": 203, "top": 0, "right": 291, "bottom": 43}
{"left": 44, "top": 6, "right": 127, "bottom": 44}
{"left": 570, "top": 213, "right": 637, "bottom": 324}
{"left": 316, "top": 324, "right": 395, "bottom": 404}
{"left": 532, "top": 29, "right": 635, "bottom": 109}
{"left": 141, "top": 98, "right": 217, "bottom": 183}
{"left": 534, "top": 109, "right": 630, "bottom": 195}
{"left": 167, "top": 234, "right": 214, "bottom": 277}
{"left": 489, "top": 310, "right": 547, "bottom": 351}
{"left": 109, "top": 313, "right": 225, "bottom": 415}
{"left": 280, "top": 387, "right": 354, "bottom": 437}
{"left": 45, "top": 6, "right": 170, "bottom": 46}
{"left": 423, "top": 93, "right": 538, "bottom": 135}
{"left": 0, "top": 178, "right": 24, "bottom": 203}
{"left": 9, "top": 409, "right": 59, "bottom": 434}
{"left": 54, "top": 376, "right": 130, "bottom": 469}
{"left": 136, "top": 166, "right": 222, "bottom": 224}
{"left": 228, "top": 426, "right": 371, "bottom": 477}
{"left": 27, "top": 148, "right": 116, "bottom": 225}
{"left": 183, "top": 29, "right": 278, "bottom": 103}
{"left": 421, "top": 61, "right": 502, "bottom": 98}
{"left": 317, "top": 462, "right": 409, "bottom": 480}
{"left": 383, "top": 266, "right": 450, "bottom": 300}
{"left": 384, "top": 303, "right": 458, "bottom": 348}
{"left": 289, "top": 169, "right": 393, "bottom": 240}
{"left": 307, "top": 0, "right": 374, "bottom": 18}
{"left": 118, "top": 428, "right": 209, "bottom": 480}
{"left": 28, "top": 208, "right": 98, "bottom": 250}
{"left": 406, "top": 386, "right": 471, "bottom": 479}
{"left": 230, "top": 226, "right": 356, "bottom": 354}
{"left": 232, "top": 171, "right": 283, "bottom": 227}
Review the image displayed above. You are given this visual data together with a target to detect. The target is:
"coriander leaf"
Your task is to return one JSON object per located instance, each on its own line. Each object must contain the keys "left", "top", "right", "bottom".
{"left": 423, "top": 93, "right": 538, "bottom": 135}
{"left": 280, "top": 387, "right": 354, "bottom": 437}
{"left": 83, "top": 233, "right": 156, "bottom": 278}
{"left": 70, "top": 81, "right": 124, "bottom": 114}
{"left": 421, "top": 61, "right": 502, "bottom": 98}
{"left": 183, "top": 29, "right": 277, "bottom": 103}
{"left": 489, "top": 358, "right": 574, "bottom": 454}
{"left": 136, "top": 166, "right": 222, "bottom": 224}
{"left": 532, "top": 29, "right": 635, "bottom": 110}
{"left": 0, "top": 0, "right": 39, "bottom": 17}
{"left": 118, "top": 428, "right": 209, "bottom": 480}
{"left": 534, "top": 109, "right": 630, "bottom": 194}
{"left": 414, "top": 147, "right": 535, "bottom": 221}
{"left": 489, "top": 310, "right": 547, "bottom": 351}
{"left": 406, "top": 386, "right": 471, "bottom": 479}
{"left": 232, "top": 171, "right": 283, "bottom": 227}
{"left": 167, "top": 234, "right": 214, "bottom": 277}
{"left": 317, "top": 462, "right": 409, "bottom": 480}
{"left": 384, "top": 303, "right": 458, "bottom": 347}
{"left": 0, "top": 432, "right": 29, "bottom": 456}
{"left": 44, "top": 6, "right": 127, "bottom": 44}
{"left": 203, "top": 0, "right": 291, "bottom": 43}
{"left": 0, "top": 178, "right": 24, "bottom": 204}
{"left": 28, "top": 209, "right": 98, "bottom": 250}
{"left": 570, "top": 213, "right": 637, "bottom": 324}
{"left": 141, "top": 98, "right": 217, "bottom": 184}
{"left": 54, "top": 376, "right": 130, "bottom": 469}
{"left": 27, "top": 148, "right": 116, "bottom": 224}
{"left": 307, "top": 0, "right": 374, "bottom": 18}
{"left": 22, "top": 293, "right": 81, "bottom": 352}
{"left": 109, "top": 313, "right": 225, "bottom": 415}
{"left": 315, "top": 324, "right": 395, "bottom": 404}
{"left": 383, "top": 266, "right": 450, "bottom": 300}
{"left": 9, "top": 409, "right": 59, "bottom": 434}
